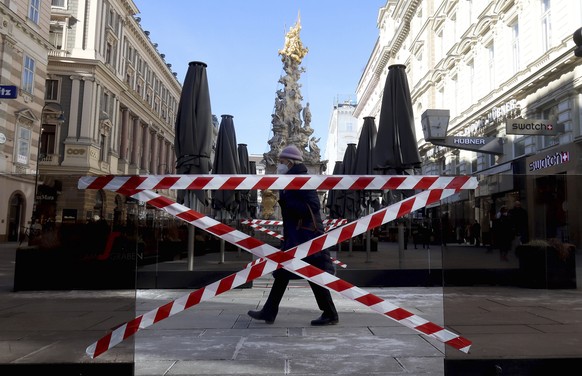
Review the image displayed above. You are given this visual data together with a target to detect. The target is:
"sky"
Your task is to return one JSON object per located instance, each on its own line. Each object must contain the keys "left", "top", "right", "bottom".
{"left": 133, "top": 1, "right": 385, "bottom": 156}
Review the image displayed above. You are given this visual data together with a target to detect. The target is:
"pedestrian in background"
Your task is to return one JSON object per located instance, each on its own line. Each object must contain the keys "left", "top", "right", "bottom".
{"left": 420, "top": 221, "right": 432, "bottom": 249}
{"left": 248, "top": 145, "right": 339, "bottom": 326}
{"left": 493, "top": 206, "right": 514, "bottom": 261}
{"left": 509, "top": 201, "right": 528, "bottom": 244}
{"left": 471, "top": 220, "right": 481, "bottom": 246}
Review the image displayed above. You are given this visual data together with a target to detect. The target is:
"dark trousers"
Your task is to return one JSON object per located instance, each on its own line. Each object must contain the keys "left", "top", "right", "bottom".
{"left": 261, "top": 276, "right": 338, "bottom": 321}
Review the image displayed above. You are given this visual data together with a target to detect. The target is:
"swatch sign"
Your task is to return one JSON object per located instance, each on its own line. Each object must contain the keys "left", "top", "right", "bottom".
{"left": 506, "top": 119, "right": 559, "bottom": 135}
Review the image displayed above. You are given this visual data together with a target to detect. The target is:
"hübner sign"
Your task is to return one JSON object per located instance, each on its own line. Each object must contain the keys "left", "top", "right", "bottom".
{"left": 506, "top": 119, "right": 559, "bottom": 135}
{"left": 431, "top": 136, "right": 504, "bottom": 154}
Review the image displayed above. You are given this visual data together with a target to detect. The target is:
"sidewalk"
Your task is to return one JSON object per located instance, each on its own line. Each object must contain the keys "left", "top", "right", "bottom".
{"left": 1, "top": 241, "right": 581, "bottom": 375}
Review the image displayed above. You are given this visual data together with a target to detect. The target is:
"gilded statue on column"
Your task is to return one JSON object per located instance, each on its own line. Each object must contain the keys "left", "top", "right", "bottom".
{"left": 278, "top": 14, "right": 308, "bottom": 64}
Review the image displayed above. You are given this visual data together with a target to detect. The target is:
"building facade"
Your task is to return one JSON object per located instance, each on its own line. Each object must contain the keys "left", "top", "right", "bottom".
{"left": 355, "top": 0, "right": 582, "bottom": 247}
{"left": 324, "top": 97, "right": 359, "bottom": 173}
{"left": 0, "top": 0, "right": 184, "bottom": 242}
{"left": 0, "top": 0, "right": 52, "bottom": 242}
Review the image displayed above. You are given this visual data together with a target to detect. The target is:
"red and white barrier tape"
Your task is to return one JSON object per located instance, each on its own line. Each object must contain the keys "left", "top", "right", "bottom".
{"left": 243, "top": 219, "right": 347, "bottom": 227}
{"left": 243, "top": 219, "right": 283, "bottom": 226}
{"left": 240, "top": 220, "right": 347, "bottom": 268}
{"left": 241, "top": 221, "right": 284, "bottom": 240}
{"left": 78, "top": 174, "right": 477, "bottom": 192}
{"left": 324, "top": 219, "right": 348, "bottom": 232}
{"left": 85, "top": 187, "right": 472, "bottom": 358}
{"left": 240, "top": 218, "right": 348, "bottom": 236}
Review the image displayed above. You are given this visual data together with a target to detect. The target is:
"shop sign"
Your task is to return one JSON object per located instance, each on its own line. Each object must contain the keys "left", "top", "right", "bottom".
{"left": 506, "top": 119, "right": 559, "bottom": 135}
{"left": 431, "top": 136, "right": 503, "bottom": 155}
{"left": 528, "top": 151, "right": 570, "bottom": 172}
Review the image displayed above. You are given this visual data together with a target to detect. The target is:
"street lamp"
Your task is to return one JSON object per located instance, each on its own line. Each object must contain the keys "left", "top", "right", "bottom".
{"left": 33, "top": 102, "right": 65, "bottom": 221}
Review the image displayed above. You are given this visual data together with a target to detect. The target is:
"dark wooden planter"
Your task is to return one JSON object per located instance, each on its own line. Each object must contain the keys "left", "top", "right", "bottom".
{"left": 515, "top": 244, "right": 577, "bottom": 289}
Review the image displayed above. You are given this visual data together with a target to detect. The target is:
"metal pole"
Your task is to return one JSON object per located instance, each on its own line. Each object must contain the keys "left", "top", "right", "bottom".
{"left": 187, "top": 225, "right": 195, "bottom": 270}
{"left": 365, "top": 199, "right": 372, "bottom": 263}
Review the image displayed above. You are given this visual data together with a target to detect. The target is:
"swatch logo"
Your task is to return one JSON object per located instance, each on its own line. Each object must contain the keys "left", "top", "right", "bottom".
{"left": 528, "top": 151, "right": 570, "bottom": 171}
{"left": 506, "top": 119, "right": 558, "bottom": 135}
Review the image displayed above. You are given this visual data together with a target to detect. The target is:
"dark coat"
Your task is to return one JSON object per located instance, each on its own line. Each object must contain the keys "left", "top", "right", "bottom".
{"left": 273, "top": 162, "right": 335, "bottom": 279}
{"left": 494, "top": 213, "right": 515, "bottom": 251}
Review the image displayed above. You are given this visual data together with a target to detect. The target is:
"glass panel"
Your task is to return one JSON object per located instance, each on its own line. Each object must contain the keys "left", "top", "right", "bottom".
{"left": 1, "top": 172, "right": 580, "bottom": 374}
{"left": 443, "top": 173, "right": 582, "bottom": 373}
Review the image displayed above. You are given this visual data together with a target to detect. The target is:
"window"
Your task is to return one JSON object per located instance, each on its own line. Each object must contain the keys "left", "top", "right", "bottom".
{"left": 40, "top": 124, "right": 56, "bottom": 160}
{"left": 541, "top": 0, "right": 551, "bottom": 52}
{"left": 105, "top": 42, "right": 113, "bottom": 64}
{"left": 467, "top": 59, "right": 474, "bottom": 103}
{"left": 540, "top": 108, "right": 558, "bottom": 148}
{"left": 45, "top": 79, "right": 59, "bottom": 100}
{"left": 514, "top": 136, "right": 526, "bottom": 157}
{"left": 487, "top": 42, "right": 495, "bottom": 91}
{"left": 16, "top": 126, "right": 32, "bottom": 165}
{"left": 437, "top": 30, "right": 444, "bottom": 61}
{"left": 511, "top": 21, "right": 520, "bottom": 73}
{"left": 451, "top": 75, "right": 458, "bottom": 116}
{"left": 52, "top": 0, "right": 66, "bottom": 7}
{"left": 49, "top": 25, "right": 64, "bottom": 49}
{"left": 22, "top": 56, "right": 35, "bottom": 94}
{"left": 99, "top": 134, "right": 106, "bottom": 161}
{"left": 28, "top": 0, "right": 40, "bottom": 24}
{"left": 101, "top": 92, "right": 110, "bottom": 114}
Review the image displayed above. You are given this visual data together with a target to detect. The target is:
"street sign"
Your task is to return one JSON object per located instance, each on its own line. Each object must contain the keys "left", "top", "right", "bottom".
{"left": 0, "top": 85, "right": 18, "bottom": 99}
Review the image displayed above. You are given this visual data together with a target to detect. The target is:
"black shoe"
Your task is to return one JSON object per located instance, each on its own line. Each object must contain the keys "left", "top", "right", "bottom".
{"left": 247, "top": 310, "right": 274, "bottom": 324}
{"left": 311, "top": 315, "right": 338, "bottom": 326}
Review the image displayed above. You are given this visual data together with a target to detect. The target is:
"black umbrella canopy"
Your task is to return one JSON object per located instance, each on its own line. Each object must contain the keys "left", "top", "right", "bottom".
{"left": 248, "top": 160, "right": 258, "bottom": 218}
{"left": 174, "top": 61, "right": 214, "bottom": 207}
{"left": 326, "top": 160, "right": 343, "bottom": 219}
{"left": 353, "top": 116, "right": 378, "bottom": 209}
{"left": 354, "top": 116, "right": 378, "bottom": 175}
{"left": 237, "top": 143, "right": 251, "bottom": 218}
{"left": 374, "top": 64, "right": 421, "bottom": 175}
{"left": 339, "top": 143, "right": 359, "bottom": 220}
{"left": 211, "top": 114, "right": 241, "bottom": 216}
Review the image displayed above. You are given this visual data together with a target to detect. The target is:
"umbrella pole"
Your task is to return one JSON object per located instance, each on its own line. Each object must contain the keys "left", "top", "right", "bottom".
{"left": 236, "top": 218, "right": 242, "bottom": 258}
{"left": 398, "top": 222, "right": 404, "bottom": 268}
{"left": 365, "top": 196, "right": 372, "bottom": 263}
{"left": 219, "top": 210, "right": 225, "bottom": 264}
{"left": 187, "top": 225, "right": 195, "bottom": 271}
{"left": 220, "top": 239, "right": 225, "bottom": 264}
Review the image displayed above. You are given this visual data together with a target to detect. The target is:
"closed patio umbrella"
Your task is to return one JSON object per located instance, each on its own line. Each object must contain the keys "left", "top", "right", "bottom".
{"left": 354, "top": 116, "right": 378, "bottom": 208}
{"left": 212, "top": 114, "right": 241, "bottom": 218}
{"left": 353, "top": 116, "right": 378, "bottom": 258}
{"left": 325, "top": 161, "right": 343, "bottom": 219}
{"left": 174, "top": 61, "right": 214, "bottom": 270}
{"left": 374, "top": 64, "right": 421, "bottom": 175}
{"left": 374, "top": 64, "right": 420, "bottom": 259}
{"left": 211, "top": 114, "right": 241, "bottom": 264}
{"left": 341, "top": 143, "right": 360, "bottom": 221}
{"left": 174, "top": 61, "right": 214, "bottom": 208}
{"left": 248, "top": 160, "right": 258, "bottom": 219}
{"left": 237, "top": 143, "right": 251, "bottom": 219}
